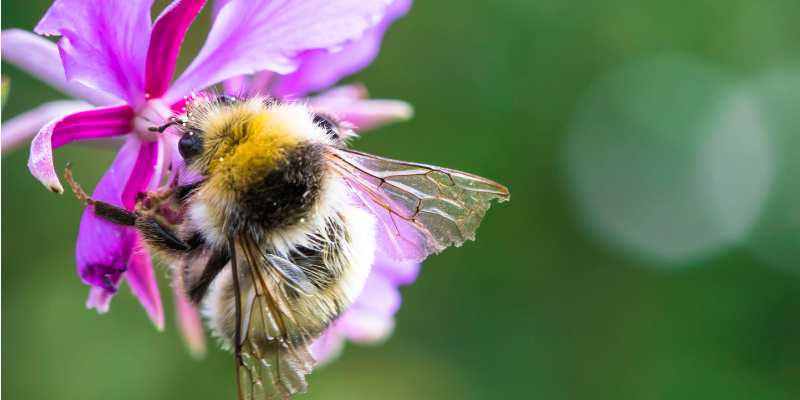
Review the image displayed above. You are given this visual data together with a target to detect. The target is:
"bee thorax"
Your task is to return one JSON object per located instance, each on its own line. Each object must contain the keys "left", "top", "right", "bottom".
{"left": 193, "top": 143, "right": 326, "bottom": 246}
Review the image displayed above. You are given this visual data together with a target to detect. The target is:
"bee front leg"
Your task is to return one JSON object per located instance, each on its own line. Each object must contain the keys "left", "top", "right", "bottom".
{"left": 64, "top": 163, "right": 189, "bottom": 252}
{"left": 135, "top": 218, "right": 191, "bottom": 252}
{"left": 64, "top": 163, "right": 137, "bottom": 226}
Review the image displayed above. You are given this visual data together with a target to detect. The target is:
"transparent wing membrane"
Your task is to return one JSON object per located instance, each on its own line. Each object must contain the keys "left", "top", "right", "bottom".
{"left": 233, "top": 237, "right": 316, "bottom": 400}
{"left": 328, "top": 148, "right": 510, "bottom": 261}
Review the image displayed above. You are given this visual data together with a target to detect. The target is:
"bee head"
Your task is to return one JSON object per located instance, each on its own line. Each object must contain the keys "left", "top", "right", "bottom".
{"left": 174, "top": 95, "right": 336, "bottom": 181}
{"left": 178, "top": 128, "right": 203, "bottom": 161}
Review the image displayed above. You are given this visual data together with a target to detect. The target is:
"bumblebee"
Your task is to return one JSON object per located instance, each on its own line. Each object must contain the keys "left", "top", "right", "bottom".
{"left": 66, "top": 94, "right": 509, "bottom": 400}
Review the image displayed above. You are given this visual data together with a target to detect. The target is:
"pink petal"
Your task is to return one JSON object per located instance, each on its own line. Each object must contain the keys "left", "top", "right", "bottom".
{"left": 337, "top": 306, "right": 395, "bottom": 343}
{"left": 125, "top": 237, "right": 165, "bottom": 330}
{"left": 222, "top": 75, "right": 249, "bottom": 96}
{"left": 273, "top": 0, "right": 412, "bottom": 97}
{"left": 311, "top": 86, "right": 412, "bottom": 132}
{"left": 211, "top": 0, "right": 232, "bottom": 20}
{"left": 1, "top": 100, "right": 92, "bottom": 154}
{"left": 247, "top": 71, "right": 276, "bottom": 96}
{"left": 77, "top": 138, "right": 141, "bottom": 312}
{"left": 173, "top": 272, "right": 207, "bottom": 358}
{"left": 35, "top": 0, "right": 153, "bottom": 105}
{"left": 335, "top": 99, "right": 413, "bottom": 131}
{"left": 124, "top": 141, "right": 166, "bottom": 327}
{"left": 0, "top": 29, "right": 119, "bottom": 105}
{"left": 145, "top": 0, "right": 206, "bottom": 98}
{"left": 309, "top": 84, "right": 368, "bottom": 105}
{"left": 332, "top": 273, "right": 401, "bottom": 343}
{"left": 27, "top": 105, "right": 134, "bottom": 193}
{"left": 165, "top": 0, "right": 393, "bottom": 103}
{"left": 121, "top": 140, "right": 161, "bottom": 209}
{"left": 221, "top": 73, "right": 275, "bottom": 97}
{"left": 78, "top": 137, "right": 165, "bottom": 323}
{"left": 350, "top": 272, "right": 401, "bottom": 316}
{"left": 310, "top": 329, "right": 346, "bottom": 364}
{"left": 86, "top": 286, "right": 115, "bottom": 313}
{"left": 372, "top": 249, "right": 421, "bottom": 285}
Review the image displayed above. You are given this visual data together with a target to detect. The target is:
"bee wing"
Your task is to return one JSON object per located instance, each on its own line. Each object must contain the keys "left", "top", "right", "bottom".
{"left": 263, "top": 253, "right": 317, "bottom": 295}
{"left": 233, "top": 237, "right": 317, "bottom": 400}
{"left": 327, "top": 147, "right": 510, "bottom": 262}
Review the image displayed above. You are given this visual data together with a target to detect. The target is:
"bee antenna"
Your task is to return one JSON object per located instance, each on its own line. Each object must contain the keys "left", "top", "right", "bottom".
{"left": 148, "top": 118, "right": 180, "bottom": 133}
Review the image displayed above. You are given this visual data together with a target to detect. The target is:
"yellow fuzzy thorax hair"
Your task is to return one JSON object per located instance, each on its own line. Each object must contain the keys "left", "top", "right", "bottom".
{"left": 198, "top": 102, "right": 301, "bottom": 192}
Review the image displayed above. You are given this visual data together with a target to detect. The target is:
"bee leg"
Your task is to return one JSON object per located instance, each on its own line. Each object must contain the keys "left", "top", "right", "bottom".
{"left": 186, "top": 249, "right": 231, "bottom": 304}
{"left": 228, "top": 236, "right": 244, "bottom": 363}
{"left": 135, "top": 217, "right": 191, "bottom": 252}
{"left": 176, "top": 181, "right": 204, "bottom": 202}
{"left": 94, "top": 202, "right": 138, "bottom": 226}
{"left": 64, "top": 163, "right": 137, "bottom": 226}
{"left": 65, "top": 163, "right": 189, "bottom": 251}
{"left": 63, "top": 162, "right": 92, "bottom": 203}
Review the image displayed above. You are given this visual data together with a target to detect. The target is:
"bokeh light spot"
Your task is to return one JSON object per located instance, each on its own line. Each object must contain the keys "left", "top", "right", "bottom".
{"left": 699, "top": 91, "right": 773, "bottom": 244}
{"left": 743, "top": 71, "right": 800, "bottom": 274}
{"left": 564, "top": 54, "right": 774, "bottom": 265}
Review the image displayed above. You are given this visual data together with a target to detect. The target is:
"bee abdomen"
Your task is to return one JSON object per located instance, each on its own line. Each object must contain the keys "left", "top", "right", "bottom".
{"left": 204, "top": 202, "right": 377, "bottom": 350}
{"left": 289, "top": 246, "right": 339, "bottom": 292}
{"left": 287, "top": 220, "right": 350, "bottom": 294}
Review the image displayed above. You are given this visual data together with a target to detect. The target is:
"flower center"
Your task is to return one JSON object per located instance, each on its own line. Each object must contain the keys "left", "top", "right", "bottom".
{"left": 133, "top": 99, "right": 173, "bottom": 142}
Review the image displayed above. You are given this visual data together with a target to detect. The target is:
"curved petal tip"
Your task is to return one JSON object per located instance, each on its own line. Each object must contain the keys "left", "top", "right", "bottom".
{"left": 86, "top": 286, "right": 113, "bottom": 314}
{"left": 27, "top": 119, "right": 64, "bottom": 193}
{"left": 173, "top": 271, "right": 207, "bottom": 358}
{"left": 27, "top": 105, "right": 134, "bottom": 194}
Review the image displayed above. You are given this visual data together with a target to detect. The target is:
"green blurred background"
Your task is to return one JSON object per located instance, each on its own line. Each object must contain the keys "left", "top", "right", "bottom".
{"left": 5, "top": 1, "right": 800, "bottom": 399}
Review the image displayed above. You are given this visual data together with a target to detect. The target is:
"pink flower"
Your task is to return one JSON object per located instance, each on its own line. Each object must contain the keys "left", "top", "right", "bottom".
{"left": 4, "top": 0, "right": 394, "bottom": 324}
{"left": 3, "top": 0, "right": 419, "bottom": 363}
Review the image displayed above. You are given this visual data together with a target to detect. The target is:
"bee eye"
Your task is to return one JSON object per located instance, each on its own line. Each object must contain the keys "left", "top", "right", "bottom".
{"left": 313, "top": 114, "right": 339, "bottom": 140}
{"left": 179, "top": 131, "right": 203, "bottom": 161}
